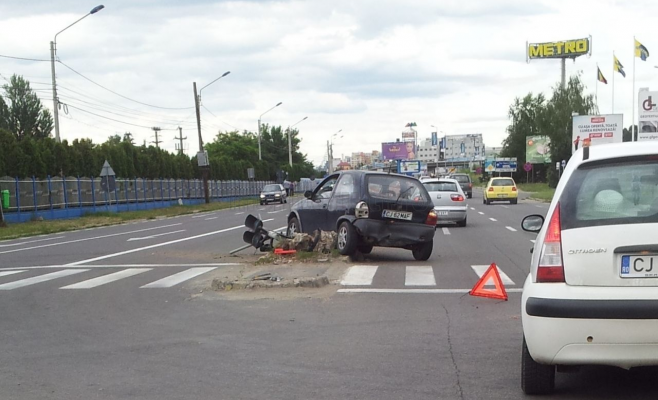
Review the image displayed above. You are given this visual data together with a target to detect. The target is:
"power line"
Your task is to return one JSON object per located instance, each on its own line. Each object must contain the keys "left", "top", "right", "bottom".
{"left": 67, "top": 104, "right": 173, "bottom": 130}
{"left": 0, "top": 54, "right": 50, "bottom": 62}
{"left": 56, "top": 60, "right": 194, "bottom": 110}
{"left": 201, "top": 104, "right": 240, "bottom": 131}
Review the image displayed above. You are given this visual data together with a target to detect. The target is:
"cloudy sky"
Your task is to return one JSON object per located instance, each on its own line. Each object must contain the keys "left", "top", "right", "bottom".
{"left": 1, "top": 0, "right": 656, "bottom": 165}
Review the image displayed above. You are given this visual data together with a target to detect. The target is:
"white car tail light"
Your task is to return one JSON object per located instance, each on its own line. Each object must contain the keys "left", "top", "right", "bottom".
{"left": 537, "top": 204, "right": 565, "bottom": 283}
{"left": 450, "top": 194, "right": 464, "bottom": 202}
{"left": 355, "top": 201, "right": 369, "bottom": 218}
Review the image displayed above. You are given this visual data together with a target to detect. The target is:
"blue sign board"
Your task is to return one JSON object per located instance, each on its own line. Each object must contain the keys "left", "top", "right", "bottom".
{"left": 397, "top": 160, "right": 421, "bottom": 176}
{"left": 431, "top": 132, "right": 438, "bottom": 146}
{"left": 494, "top": 159, "right": 518, "bottom": 172}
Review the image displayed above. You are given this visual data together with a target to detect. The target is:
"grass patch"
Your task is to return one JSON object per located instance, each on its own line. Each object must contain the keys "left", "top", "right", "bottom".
{"left": 0, "top": 198, "right": 258, "bottom": 241}
{"left": 517, "top": 183, "right": 555, "bottom": 202}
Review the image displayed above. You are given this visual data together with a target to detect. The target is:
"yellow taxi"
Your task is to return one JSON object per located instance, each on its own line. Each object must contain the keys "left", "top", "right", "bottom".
{"left": 483, "top": 177, "right": 518, "bottom": 205}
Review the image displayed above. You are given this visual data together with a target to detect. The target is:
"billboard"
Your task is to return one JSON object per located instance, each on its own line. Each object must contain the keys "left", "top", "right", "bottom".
{"left": 495, "top": 158, "right": 517, "bottom": 172}
{"left": 572, "top": 114, "right": 623, "bottom": 153}
{"left": 527, "top": 37, "right": 590, "bottom": 60}
{"left": 525, "top": 136, "right": 551, "bottom": 164}
{"left": 402, "top": 131, "right": 416, "bottom": 139}
{"left": 431, "top": 132, "right": 438, "bottom": 146}
{"left": 382, "top": 142, "right": 415, "bottom": 160}
{"left": 397, "top": 160, "right": 421, "bottom": 175}
{"left": 638, "top": 91, "right": 658, "bottom": 142}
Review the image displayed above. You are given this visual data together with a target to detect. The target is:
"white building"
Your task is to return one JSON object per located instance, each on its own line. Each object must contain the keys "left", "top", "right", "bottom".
{"left": 443, "top": 134, "right": 484, "bottom": 161}
{"left": 417, "top": 138, "right": 438, "bottom": 162}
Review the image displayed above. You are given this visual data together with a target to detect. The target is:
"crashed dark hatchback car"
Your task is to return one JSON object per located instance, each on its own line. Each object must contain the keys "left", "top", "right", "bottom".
{"left": 286, "top": 171, "right": 437, "bottom": 260}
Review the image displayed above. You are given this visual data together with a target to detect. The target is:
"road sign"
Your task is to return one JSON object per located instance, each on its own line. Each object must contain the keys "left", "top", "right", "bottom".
{"left": 99, "top": 160, "right": 116, "bottom": 193}
{"left": 555, "top": 161, "right": 560, "bottom": 170}
{"left": 523, "top": 162, "right": 532, "bottom": 172}
{"left": 494, "top": 158, "right": 517, "bottom": 172}
{"left": 561, "top": 160, "right": 566, "bottom": 168}
{"left": 247, "top": 168, "right": 255, "bottom": 180}
{"left": 197, "top": 151, "right": 209, "bottom": 167}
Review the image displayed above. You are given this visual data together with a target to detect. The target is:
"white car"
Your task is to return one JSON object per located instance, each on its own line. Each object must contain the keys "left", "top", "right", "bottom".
{"left": 422, "top": 178, "right": 468, "bottom": 226}
{"left": 520, "top": 141, "right": 658, "bottom": 394}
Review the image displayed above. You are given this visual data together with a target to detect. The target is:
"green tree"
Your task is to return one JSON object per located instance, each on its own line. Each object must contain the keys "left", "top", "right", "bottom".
{"left": 1, "top": 75, "right": 54, "bottom": 140}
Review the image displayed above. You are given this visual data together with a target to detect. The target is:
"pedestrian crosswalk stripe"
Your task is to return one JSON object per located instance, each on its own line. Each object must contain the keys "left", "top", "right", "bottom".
{"left": 471, "top": 265, "right": 515, "bottom": 286}
{"left": 442, "top": 227, "right": 451, "bottom": 235}
{"left": 140, "top": 267, "right": 217, "bottom": 288}
{"left": 0, "top": 270, "right": 24, "bottom": 278}
{"left": 61, "top": 268, "right": 152, "bottom": 289}
{"left": 340, "top": 265, "right": 378, "bottom": 286}
{"left": 405, "top": 266, "right": 436, "bottom": 286}
{"left": 0, "top": 269, "right": 89, "bottom": 290}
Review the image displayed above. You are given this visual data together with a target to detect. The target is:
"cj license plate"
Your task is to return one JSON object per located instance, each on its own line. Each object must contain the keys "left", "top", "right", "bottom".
{"left": 437, "top": 211, "right": 449, "bottom": 216}
{"left": 497, "top": 194, "right": 507, "bottom": 198}
{"left": 382, "top": 210, "right": 413, "bottom": 221}
{"left": 621, "top": 255, "right": 658, "bottom": 278}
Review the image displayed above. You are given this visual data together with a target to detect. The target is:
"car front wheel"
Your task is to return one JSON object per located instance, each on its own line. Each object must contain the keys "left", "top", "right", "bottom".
{"left": 521, "top": 337, "right": 555, "bottom": 395}
{"left": 357, "top": 244, "right": 373, "bottom": 254}
{"left": 287, "top": 217, "right": 300, "bottom": 237}
{"left": 337, "top": 221, "right": 358, "bottom": 256}
{"left": 412, "top": 241, "right": 433, "bottom": 261}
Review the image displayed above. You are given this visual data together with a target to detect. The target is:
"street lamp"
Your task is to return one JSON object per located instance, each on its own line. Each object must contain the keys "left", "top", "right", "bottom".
{"left": 192, "top": 70, "right": 231, "bottom": 204}
{"left": 258, "top": 102, "right": 283, "bottom": 160}
{"left": 50, "top": 4, "right": 105, "bottom": 142}
{"left": 288, "top": 116, "right": 307, "bottom": 167}
{"left": 327, "top": 129, "right": 342, "bottom": 173}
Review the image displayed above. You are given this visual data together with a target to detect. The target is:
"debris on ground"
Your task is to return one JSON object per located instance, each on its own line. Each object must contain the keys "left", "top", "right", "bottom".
{"left": 277, "top": 230, "right": 337, "bottom": 253}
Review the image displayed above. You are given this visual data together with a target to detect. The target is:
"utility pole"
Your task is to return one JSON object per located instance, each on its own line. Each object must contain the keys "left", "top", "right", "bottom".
{"left": 193, "top": 81, "right": 210, "bottom": 204}
{"left": 50, "top": 41, "right": 61, "bottom": 142}
{"left": 174, "top": 127, "right": 187, "bottom": 155}
{"left": 151, "top": 127, "right": 162, "bottom": 148}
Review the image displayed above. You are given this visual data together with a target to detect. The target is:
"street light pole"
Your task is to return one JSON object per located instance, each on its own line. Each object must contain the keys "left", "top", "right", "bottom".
{"left": 50, "top": 5, "right": 105, "bottom": 143}
{"left": 258, "top": 102, "right": 283, "bottom": 161}
{"left": 328, "top": 129, "right": 342, "bottom": 173}
{"left": 288, "top": 116, "right": 307, "bottom": 167}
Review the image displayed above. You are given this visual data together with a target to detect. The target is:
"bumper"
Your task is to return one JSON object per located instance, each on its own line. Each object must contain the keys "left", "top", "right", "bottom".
{"left": 353, "top": 219, "right": 435, "bottom": 248}
{"left": 522, "top": 276, "right": 658, "bottom": 368}
{"left": 261, "top": 197, "right": 282, "bottom": 202}
{"left": 485, "top": 194, "right": 518, "bottom": 200}
{"left": 434, "top": 207, "right": 467, "bottom": 223}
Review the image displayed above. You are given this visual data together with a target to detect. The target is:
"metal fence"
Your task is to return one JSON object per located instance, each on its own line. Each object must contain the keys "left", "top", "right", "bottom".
{"left": 0, "top": 176, "right": 274, "bottom": 213}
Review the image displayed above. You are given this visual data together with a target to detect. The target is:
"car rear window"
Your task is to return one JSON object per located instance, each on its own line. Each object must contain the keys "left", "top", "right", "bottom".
{"left": 491, "top": 179, "right": 515, "bottom": 187}
{"left": 451, "top": 175, "right": 470, "bottom": 183}
{"left": 423, "top": 182, "right": 459, "bottom": 192}
{"left": 560, "top": 157, "right": 658, "bottom": 229}
{"left": 367, "top": 175, "right": 428, "bottom": 201}
{"left": 263, "top": 184, "right": 280, "bottom": 192}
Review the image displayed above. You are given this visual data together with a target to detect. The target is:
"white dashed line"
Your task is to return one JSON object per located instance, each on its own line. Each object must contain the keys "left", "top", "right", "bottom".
{"left": 478, "top": 212, "right": 484, "bottom": 215}
{"left": 470, "top": 207, "right": 476, "bottom": 211}
{"left": 506, "top": 226, "right": 517, "bottom": 232}
{"left": 442, "top": 227, "right": 451, "bottom": 235}
{"left": 501, "top": 205, "right": 509, "bottom": 209}
{"left": 205, "top": 217, "right": 218, "bottom": 220}
{"left": 235, "top": 212, "right": 245, "bottom": 215}
{"left": 489, "top": 218, "right": 497, "bottom": 222}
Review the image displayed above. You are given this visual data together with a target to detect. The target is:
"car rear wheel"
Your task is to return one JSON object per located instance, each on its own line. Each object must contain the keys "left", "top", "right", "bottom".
{"left": 511, "top": 199, "right": 517, "bottom": 205}
{"left": 521, "top": 337, "right": 555, "bottom": 395}
{"left": 485, "top": 198, "right": 491, "bottom": 205}
{"left": 457, "top": 217, "right": 467, "bottom": 227}
{"left": 411, "top": 241, "right": 433, "bottom": 261}
{"left": 357, "top": 244, "right": 373, "bottom": 254}
{"left": 287, "top": 217, "right": 300, "bottom": 237}
{"left": 337, "top": 221, "right": 358, "bottom": 256}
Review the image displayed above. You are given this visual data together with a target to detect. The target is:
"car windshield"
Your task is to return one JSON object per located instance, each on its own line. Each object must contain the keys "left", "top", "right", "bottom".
{"left": 423, "top": 182, "right": 459, "bottom": 192}
{"left": 262, "top": 185, "right": 280, "bottom": 192}
{"left": 491, "top": 179, "right": 515, "bottom": 187}
{"left": 367, "top": 175, "right": 428, "bottom": 201}
{"left": 452, "top": 175, "right": 470, "bottom": 183}
{"left": 561, "top": 157, "right": 658, "bottom": 229}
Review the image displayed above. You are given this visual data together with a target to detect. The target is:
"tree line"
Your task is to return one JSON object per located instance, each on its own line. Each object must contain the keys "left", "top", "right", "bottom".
{"left": 0, "top": 74, "right": 317, "bottom": 181}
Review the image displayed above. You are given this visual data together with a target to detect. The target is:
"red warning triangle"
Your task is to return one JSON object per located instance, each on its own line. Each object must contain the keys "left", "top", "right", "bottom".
{"left": 469, "top": 263, "right": 508, "bottom": 301}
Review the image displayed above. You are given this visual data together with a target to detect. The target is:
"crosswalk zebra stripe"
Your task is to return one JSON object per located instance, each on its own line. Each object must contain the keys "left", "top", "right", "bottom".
{"left": 0, "top": 269, "right": 89, "bottom": 290}
{"left": 0, "top": 270, "right": 25, "bottom": 278}
{"left": 140, "top": 267, "right": 217, "bottom": 288}
{"left": 340, "top": 265, "right": 378, "bottom": 286}
{"left": 470, "top": 265, "right": 515, "bottom": 285}
{"left": 405, "top": 266, "right": 436, "bottom": 286}
{"left": 60, "top": 268, "right": 152, "bottom": 289}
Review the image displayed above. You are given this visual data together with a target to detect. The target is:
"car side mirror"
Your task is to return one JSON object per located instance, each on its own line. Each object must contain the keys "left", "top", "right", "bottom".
{"left": 522, "top": 215, "right": 544, "bottom": 233}
{"left": 304, "top": 190, "right": 313, "bottom": 199}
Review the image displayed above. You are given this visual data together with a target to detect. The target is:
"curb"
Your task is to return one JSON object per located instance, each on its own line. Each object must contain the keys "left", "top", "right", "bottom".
{"left": 211, "top": 276, "right": 330, "bottom": 291}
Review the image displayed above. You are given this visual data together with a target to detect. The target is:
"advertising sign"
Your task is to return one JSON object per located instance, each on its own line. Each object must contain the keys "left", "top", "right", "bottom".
{"left": 484, "top": 158, "right": 495, "bottom": 173}
{"left": 402, "top": 131, "right": 416, "bottom": 139}
{"left": 397, "top": 160, "right": 421, "bottom": 176}
{"left": 525, "top": 136, "right": 551, "bottom": 164}
{"left": 382, "top": 142, "right": 416, "bottom": 160}
{"left": 638, "top": 91, "right": 658, "bottom": 142}
{"left": 495, "top": 158, "right": 517, "bottom": 172}
{"left": 527, "top": 37, "right": 590, "bottom": 59}
{"left": 572, "top": 114, "right": 623, "bottom": 153}
{"left": 431, "top": 132, "right": 438, "bottom": 146}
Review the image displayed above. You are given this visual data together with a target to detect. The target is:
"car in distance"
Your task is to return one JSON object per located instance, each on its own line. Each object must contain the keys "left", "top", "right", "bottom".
{"left": 422, "top": 178, "right": 467, "bottom": 227}
{"left": 260, "top": 184, "right": 287, "bottom": 205}
{"left": 520, "top": 141, "right": 658, "bottom": 395}
{"left": 483, "top": 177, "right": 518, "bottom": 205}
{"left": 286, "top": 171, "right": 437, "bottom": 260}
{"left": 448, "top": 173, "right": 473, "bottom": 198}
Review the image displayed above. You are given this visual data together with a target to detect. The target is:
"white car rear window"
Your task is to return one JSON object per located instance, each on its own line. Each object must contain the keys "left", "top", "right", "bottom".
{"left": 423, "top": 182, "right": 458, "bottom": 192}
{"left": 561, "top": 157, "right": 658, "bottom": 229}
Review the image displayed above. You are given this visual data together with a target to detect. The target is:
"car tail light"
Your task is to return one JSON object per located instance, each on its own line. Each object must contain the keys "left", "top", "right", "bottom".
{"left": 469, "top": 183, "right": 472, "bottom": 189}
{"left": 512, "top": 187, "right": 517, "bottom": 192}
{"left": 425, "top": 210, "right": 438, "bottom": 225}
{"left": 450, "top": 194, "right": 464, "bottom": 202}
{"left": 488, "top": 187, "right": 494, "bottom": 192}
{"left": 537, "top": 204, "right": 565, "bottom": 283}
{"left": 355, "top": 201, "right": 369, "bottom": 218}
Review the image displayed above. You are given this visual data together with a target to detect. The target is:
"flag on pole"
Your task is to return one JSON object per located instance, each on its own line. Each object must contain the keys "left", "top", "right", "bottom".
{"left": 597, "top": 66, "right": 608, "bottom": 84}
{"left": 635, "top": 39, "right": 650, "bottom": 61}
{"left": 614, "top": 55, "right": 626, "bottom": 77}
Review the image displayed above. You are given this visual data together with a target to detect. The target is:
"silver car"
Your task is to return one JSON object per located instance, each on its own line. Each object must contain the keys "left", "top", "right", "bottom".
{"left": 260, "top": 184, "right": 287, "bottom": 205}
{"left": 422, "top": 178, "right": 468, "bottom": 227}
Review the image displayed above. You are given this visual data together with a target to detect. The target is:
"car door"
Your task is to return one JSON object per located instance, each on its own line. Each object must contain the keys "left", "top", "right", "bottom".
{"left": 327, "top": 173, "right": 358, "bottom": 231}
{"left": 297, "top": 174, "right": 338, "bottom": 232}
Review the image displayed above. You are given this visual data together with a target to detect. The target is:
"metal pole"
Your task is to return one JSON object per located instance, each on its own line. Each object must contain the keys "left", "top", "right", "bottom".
{"left": 632, "top": 37, "right": 636, "bottom": 140}
{"left": 258, "top": 118, "right": 262, "bottom": 160}
{"left": 50, "top": 41, "right": 61, "bottom": 142}
{"left": 193, "top": 82, "right": 202, "bottom": 151}
{"left": 288, "top": 127, "right": 293, "bottom": 167}
{"left": 560, "top": 57, "right": 566, "bottom": 90}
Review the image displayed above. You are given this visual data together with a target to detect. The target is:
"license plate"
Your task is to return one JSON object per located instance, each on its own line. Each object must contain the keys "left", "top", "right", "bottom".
{"left": 497, "top": 194, "right": 507, "bottom": 198}
{"left": 437, "top": 211, "right": 449, "bottom": 216}
{"left": 382, "top": 210, "right": 413, "bottom": 221}
{"left": 621, "top": 255, "right": 658, "bottom": 278}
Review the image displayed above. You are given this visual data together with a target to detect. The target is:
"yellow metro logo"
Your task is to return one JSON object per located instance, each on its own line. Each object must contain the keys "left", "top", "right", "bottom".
{"left": 528, "top": 38, "right": 589, "bottom": 59}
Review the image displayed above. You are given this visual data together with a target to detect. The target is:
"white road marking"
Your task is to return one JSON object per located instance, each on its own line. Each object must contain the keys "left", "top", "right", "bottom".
{"left": 471, "top": 265, "right": 515, "bottom": 285}
{"left": 340, "top": 266, "right": 378, "bottom": 286}
{"left": 442, "top": 227, "right": 451, "bottom": 235}
{"left": 259, "top": 208, "right": 266, "bottom": 211}
{"left": 205, "top": 217, "right": 218, "bottom": 220}
{"left": 338, "top": 288, "right": 524, "bottom": 294}
{"left": 267, "top": 209, "right": 286, "bottom": 214}
{"left": 127, "top": 230, "right": 186, "bottom": 242}
{"left": 192, "top": 213, "right": 216, "bottom": 219}
{"left": 235, "top": 212, "right": 245, "bottom": 215}
{"left": 61, "top": 268, "right": 152, "bottom": 289}
{"left": 478, "top": 212, "right": 484, "bottom": 215}
{"left": 405, "top": 266, "right": 436, "bottom": 286}
{"left": 470, "top": 207, "right": 476, "bottom": 211}
{"left": 64, "top": 220, "right": 274, "bottom": 266}
{"left": 0, "top": 263, "right": 240, "bottom": 271}
{"left": 530, "top": 240, "right": 536, "bottom": 244}
{"left": 505, "top": 226, "right": 517, "bottom": 232}
{"left": 489, "top": 218, "right": 497, "bottom": 222}
{"left": 501, "top": 205, "right": 509, "bottom": 209}
{"left": 0, "top": 269, "right": 89, "bottom": 290}
{"left": 0, "top": 223, "right": 183, "bottom": 255}
{"left": 535, "top": 205, "right": 545, "bottom": 208}
{"left": 0, "top": 236, "right": 66, "bottom": 248}
{"left": 0, "top": 270, "right": 24, "bottom": 278}
{"left": 140, "top": 267, "right": 217, "bottom": 288}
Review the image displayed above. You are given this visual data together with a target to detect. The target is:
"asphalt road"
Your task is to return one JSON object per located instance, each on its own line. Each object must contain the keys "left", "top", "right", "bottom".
{"left": 2, "top": 189, "right": 658, "bottom": 399}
